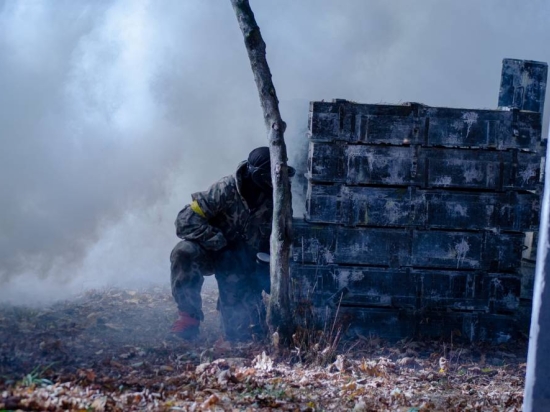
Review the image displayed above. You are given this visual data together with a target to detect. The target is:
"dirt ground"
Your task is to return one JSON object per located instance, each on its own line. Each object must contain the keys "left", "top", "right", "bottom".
{"left": 0, "top": 286, "right": 527, "bottom": 411}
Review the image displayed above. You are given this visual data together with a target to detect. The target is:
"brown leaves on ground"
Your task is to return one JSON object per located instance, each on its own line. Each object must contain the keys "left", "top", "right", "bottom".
{"left": 0, "top": 288, "right": 527, "bottom": 411}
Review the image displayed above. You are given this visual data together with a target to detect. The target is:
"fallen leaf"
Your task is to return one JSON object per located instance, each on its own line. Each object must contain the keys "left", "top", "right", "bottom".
{"left": 253, "top": 352, "right": 273, "bottom": 372}
{"left": 201, "top": 394, "right": 220, "bottom": 409}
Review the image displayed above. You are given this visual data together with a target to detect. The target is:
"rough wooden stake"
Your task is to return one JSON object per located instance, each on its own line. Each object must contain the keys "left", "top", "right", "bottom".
{"left": 230, "top": 0, "right": 294, "bottom": 342}
{"left": 524, "top": 126, "right": 550, "bottom": 411}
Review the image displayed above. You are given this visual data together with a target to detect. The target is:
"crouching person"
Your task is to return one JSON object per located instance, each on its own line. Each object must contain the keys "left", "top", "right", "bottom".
{"left": 170, "top": 147, "right": 292, "bottom": 341}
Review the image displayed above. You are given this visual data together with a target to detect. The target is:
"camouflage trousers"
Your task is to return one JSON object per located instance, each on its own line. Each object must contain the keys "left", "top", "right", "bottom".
{"left": 170, "top": 240, "right": 269, "bottom": 340}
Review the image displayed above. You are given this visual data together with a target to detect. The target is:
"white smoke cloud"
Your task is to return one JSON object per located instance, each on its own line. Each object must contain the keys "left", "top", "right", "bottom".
{"left": 1, "top": 0, "right": 549, "bottom": 304}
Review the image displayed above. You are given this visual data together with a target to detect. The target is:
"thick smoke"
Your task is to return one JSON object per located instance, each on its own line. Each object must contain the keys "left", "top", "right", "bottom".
{"left": 1, "top": 0, "right": 549, "bottom": 304}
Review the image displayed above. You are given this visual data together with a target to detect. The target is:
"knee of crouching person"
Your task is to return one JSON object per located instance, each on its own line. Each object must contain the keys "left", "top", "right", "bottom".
{"left": 170, "top": 240, "right": 203, "bottom": 263}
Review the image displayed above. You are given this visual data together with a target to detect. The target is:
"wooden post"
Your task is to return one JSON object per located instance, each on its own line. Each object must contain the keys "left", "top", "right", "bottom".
{"left": 519, "top": 58, "right": 549, "bottom": 411}
{"left": 230, "top": 0, "right": 294, "bottom": 341}
{"left": 524, "top": 126, "right": 550, "bottom": 411}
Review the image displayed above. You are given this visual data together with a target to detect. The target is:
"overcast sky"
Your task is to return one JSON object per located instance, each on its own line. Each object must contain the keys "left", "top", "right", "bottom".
{"left": 1, "top": 0, "right": 549, "bottom": 304}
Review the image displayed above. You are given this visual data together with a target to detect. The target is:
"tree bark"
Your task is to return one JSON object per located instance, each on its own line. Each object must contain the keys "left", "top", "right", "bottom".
{"left": 230, "top": 0, "right": 294, "bottom": 341}
{"left": 524, "top": 129, "right": 550, "bottom": 411}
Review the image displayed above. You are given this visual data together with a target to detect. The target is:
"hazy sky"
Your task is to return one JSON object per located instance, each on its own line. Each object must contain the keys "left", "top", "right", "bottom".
{"left": 1, "top": 0, "right": 549, "bottom": 304}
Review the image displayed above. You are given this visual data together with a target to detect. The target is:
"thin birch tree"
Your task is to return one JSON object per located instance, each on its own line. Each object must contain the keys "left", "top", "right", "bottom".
{"left": 230, "top": 0, "right": 294, "bottom": 342}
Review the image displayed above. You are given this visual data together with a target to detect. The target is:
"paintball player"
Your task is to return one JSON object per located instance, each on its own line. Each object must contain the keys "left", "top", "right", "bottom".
{"left": 170, "top": 147, "right": 294, "bottom": 341}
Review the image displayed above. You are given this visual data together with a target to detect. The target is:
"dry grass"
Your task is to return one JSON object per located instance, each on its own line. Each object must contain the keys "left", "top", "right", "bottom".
{"left": 0, "top": 287, "right": 528, "bottom": 411}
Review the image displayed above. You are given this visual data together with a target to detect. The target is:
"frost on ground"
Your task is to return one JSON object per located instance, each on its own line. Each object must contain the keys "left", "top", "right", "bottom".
{"left": 0, "top": 288, "right": 526, "bottom": 411}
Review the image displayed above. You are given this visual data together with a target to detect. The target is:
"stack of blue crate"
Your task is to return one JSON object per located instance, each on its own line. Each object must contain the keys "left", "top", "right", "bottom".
{"left": 290, "top": 59, "right": 547, "bottom": 342}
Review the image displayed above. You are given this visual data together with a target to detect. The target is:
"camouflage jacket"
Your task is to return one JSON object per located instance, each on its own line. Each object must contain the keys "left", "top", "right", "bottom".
{"left": 175, "top": 161, "right": 273, "bottom": 253}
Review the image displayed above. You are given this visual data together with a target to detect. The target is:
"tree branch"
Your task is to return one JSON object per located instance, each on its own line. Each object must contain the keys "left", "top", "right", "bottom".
{"left": 230, "top": 0, "right": 294, "bottom": 342}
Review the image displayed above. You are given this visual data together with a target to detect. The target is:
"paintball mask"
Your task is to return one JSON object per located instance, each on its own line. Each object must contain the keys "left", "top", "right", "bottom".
{"left": 248, "top": 159, "right": 272, "bottom": 191}
{"left": 247, "top": 146, "right": 295, "bottom": 192}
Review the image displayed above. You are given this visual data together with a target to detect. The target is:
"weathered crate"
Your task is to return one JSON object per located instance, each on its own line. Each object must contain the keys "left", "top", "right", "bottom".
{"left": 292, "top": 220, "right": 525, "bottom": 272}
{"left": 308, "top": 142, "right": 541, "bottom": 190}
{"left": 328, "top": 308, "right": 516, "bottom": 343}
{"left": 292, "top": 222, "right": 410, "bottom": 267}
{"left": 488, "top": 273, "right": 522, "bottom": 314}
{"left": 416, "top": 272, "right": 520, "bottom": 314}
{"left": 499, "top": 59, "right": 548, "bottom": 114}
{"left": 290, "top": 264, "right": 520, "bottom": 314}
{"left": 296, "top": 59, "right": 546, "bottom": 342}
{"left": 306, "top": 183, "right": 540, "bottom": 231}
{"left": 309, "top": 101, "right": 422, "bottom": 145}
{"left": 309, "top": 100, "right": 542, "bottom": 151}
{"left": 290, "top": 265, "right": 417, "bottom": 310}
{"left": 411, "top": 230, "right": 522, "bottom": 271}
{"left": 424, "top": 107, "right": 541, "bottom": 149}
{"left": 337, "top": 308, "right": 418, "bottom": 341}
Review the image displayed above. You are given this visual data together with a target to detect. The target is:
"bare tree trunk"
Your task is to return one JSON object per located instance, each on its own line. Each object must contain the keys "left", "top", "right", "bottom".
{"left": 524, "top": 131, "right": 550, "bottom": 410}
{"left": 230, "top": 0, "right": 294, "bottom": 342}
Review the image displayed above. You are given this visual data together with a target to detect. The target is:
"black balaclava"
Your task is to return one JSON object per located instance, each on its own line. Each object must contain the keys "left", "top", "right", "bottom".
{"left": 240, "top": 147, "right": 271, "bottom": 209}
{"left": 247, "top": 147, "right": 272, "bottom": 192}
{"left": 241, "top": 146, "right": 295, "bottom": 209}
